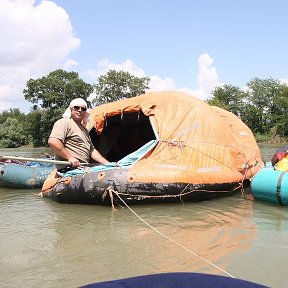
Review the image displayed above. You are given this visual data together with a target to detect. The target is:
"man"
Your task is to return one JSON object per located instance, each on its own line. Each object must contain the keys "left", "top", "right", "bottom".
{"left": 48, "top": 98, "right": 109, "bottom": 171}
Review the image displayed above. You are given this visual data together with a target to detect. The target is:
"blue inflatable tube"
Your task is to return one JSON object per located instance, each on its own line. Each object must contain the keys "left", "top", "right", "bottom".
{"left": 251, "top": 166, "right": 288, "bottom": 206}
{"left": 81, "top": 272, "right": 267, "bottom": 288}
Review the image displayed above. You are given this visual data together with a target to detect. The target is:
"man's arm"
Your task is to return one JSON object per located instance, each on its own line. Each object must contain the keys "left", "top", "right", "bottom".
{"left": 48, "top": 138, "right": 80, "bottom": 167}
{"left": 91, "top": 148, "right": 110, "bottom": 164}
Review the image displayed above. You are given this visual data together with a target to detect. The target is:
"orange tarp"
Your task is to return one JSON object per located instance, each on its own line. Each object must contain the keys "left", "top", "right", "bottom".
{"left": 87, "top": 91, "right": 263, "bottom": 185}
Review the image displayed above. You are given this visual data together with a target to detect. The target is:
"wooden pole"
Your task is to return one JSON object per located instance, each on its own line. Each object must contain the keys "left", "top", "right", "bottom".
{"left": 0, "top": 155, "right": 88, "bottom": 166}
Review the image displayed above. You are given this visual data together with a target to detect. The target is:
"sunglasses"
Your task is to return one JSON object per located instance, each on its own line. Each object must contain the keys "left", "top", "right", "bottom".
{"left": 72, "top": 106, "right": 87, "bottom": 112}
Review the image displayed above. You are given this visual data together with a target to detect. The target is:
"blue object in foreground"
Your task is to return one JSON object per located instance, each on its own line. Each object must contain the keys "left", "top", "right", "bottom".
{"left": 81, "top": 272, "right": 268, "bottom": 288}
{"left": 251, "top": 165, "right": 288, "bottom": 206}
{"left": 0, "top": 162, "right": 54, "bottom": 189}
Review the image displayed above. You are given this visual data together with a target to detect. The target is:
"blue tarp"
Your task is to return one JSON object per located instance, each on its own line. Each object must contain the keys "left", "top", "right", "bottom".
{"left": 63, "top": 140, "right": 158, "bottom": 177}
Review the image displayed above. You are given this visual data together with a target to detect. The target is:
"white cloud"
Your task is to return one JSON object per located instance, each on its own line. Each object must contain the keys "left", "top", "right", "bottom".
{"left": 83, "top": 58, "right": 146, "bottom": 80}
{"left": 0, "top": 1, "right": 221, "bottom": 113}
{"left": 84, "top": 53, "right": 221, "bottom": 101}
{"left": 148, "top": 75, "right": 176, "bottom": 91}
{"left": 83, "top": 58, "right": 177, "bottom": 92}
{"left": 0, "top": 0, "right": 80, "bottom": 112}
{"left": 280, "top": 78, "right": 288, "bottom": 85}
{"left": 64, "top": 59, "right": 79, "bottom": 70}
{"left": 187, "top": 53, "right": 223, "bottom": 100}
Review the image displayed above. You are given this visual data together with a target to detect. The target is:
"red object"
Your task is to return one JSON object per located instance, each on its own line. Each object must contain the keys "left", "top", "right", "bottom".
{"left": 271, "top": 146, "right": 288, "bottom": 166}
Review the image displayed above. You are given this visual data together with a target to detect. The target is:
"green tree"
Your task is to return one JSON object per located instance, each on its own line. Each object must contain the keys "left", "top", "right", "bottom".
{"left": 271, "top": 85, "right": 288, "bottom": 137}
{"left": 22, "top": 69, "right": 94, "bottom": 147}
{"left": 207, "top": 78, "right": 288, "bottom": 138}
{"left": 0, "top": 108, "right": 26, "bottom": 125}
{"left": 207, "top": 84, "right": 246, "bottom": 117}
{"left": 25, "top": 108, "right": 65, "bottom": 147}
{"left": 245, "top": 78, "right": 286, "bottom": 134}
{"left": 93, "top": 70, "right": 150, "bottom": 105}
{"left": 241, "top": 104, "right": 264, "bottom": 134}
{"left": 25, "top": 110, "right": 42, "bottom": 146}
{"left": 23, "top": 69, "right": 93, "bottom": 109}
{"left": 0, "top": 117, "right": 27, "bottom": 148}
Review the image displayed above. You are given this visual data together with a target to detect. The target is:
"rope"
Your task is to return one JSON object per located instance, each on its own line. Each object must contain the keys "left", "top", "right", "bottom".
{"left": 158, "top": 139, "right": 262, "bottom": 175}
{"left": 240, "top": 167, "right": 248, "bottom": 197}
{"left": 103, "top": 184, "right": 241, "bottom": 201}
{"left": 240, "top": 158, "right": 262, "bottom": 200}
{"left": 105, "top": 186, "right": 235, "bottom": 279}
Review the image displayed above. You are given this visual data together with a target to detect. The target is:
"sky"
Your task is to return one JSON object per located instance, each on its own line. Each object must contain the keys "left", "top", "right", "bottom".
{"left": 1, "top": 0, "right": 288, "bottom": 113}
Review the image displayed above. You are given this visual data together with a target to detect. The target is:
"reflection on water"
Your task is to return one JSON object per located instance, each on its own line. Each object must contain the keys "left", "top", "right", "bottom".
{"left": 0, "top": 193, "right": 266, "bottom": 287}
{"left": 0, "top": 145, "right": 288, "bottom": 287}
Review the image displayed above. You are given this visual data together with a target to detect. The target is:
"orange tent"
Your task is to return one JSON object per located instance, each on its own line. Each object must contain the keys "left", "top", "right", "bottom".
{"left": 42, "top": 91, "right": 264, "bottom": 204}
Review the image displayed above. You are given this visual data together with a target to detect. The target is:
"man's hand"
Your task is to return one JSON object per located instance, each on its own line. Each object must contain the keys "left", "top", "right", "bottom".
{"left": 68, "top": 157, "right": 80, "bottom": 167}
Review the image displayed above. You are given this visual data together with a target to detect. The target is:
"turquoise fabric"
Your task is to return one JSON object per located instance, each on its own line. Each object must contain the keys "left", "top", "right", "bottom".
{"left": 63, "top": 140, "right": 158, "bottom": 177}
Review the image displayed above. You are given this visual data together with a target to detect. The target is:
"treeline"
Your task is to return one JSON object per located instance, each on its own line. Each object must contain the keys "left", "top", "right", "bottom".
{"left": 0, "top": 69, "right": 287, "bottom": 148}
{"left": 0, "top": 69, "right": 149, "bottom": 148}
{"left": 206, "top": 78, "right": 288, "bottom": 142}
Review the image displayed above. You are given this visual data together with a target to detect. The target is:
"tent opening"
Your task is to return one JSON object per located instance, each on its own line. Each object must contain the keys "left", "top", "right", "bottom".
{"left": 89, "top": 111, "right": 156, "bottom": 162}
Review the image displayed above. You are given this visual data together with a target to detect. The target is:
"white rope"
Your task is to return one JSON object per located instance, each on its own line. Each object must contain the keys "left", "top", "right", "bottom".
{"left": 109, "top": 187, "right": 235, "bottom": 278}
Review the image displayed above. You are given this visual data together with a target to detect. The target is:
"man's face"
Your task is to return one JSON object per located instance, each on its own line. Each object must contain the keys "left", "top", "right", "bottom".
{"left": 70, "top": 105, "right": 87, "bottom": 122}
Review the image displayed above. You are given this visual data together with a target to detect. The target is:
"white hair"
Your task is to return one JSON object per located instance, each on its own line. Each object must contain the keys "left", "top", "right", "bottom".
{"left": 62, "top": 98, "right": 88, "bottom": 118}
{"left": 62, "top": 98, "right": 90, "bottom": 126}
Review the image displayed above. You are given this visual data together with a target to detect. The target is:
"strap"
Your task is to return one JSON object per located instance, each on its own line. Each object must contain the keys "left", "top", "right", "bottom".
{"left": 276, "top": 171, "right": 287, "bottom": 206}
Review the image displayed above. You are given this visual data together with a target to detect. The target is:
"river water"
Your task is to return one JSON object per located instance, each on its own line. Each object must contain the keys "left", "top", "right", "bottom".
{"left": 0, "top": 145, "right": 287, "bottom": 288}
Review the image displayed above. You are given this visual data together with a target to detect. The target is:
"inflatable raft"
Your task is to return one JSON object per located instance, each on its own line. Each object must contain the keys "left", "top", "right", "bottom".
{"left": 0, "top": 161, "right": 54, "bottom": 189}
{"left": 42, "top": 91, "right": 263, "bottom": 205}
{"left": 251, "top": 163, "right": 288, "bottom": 206}
{"left": 81, "top": 272, "right": 267, "bottom": 288}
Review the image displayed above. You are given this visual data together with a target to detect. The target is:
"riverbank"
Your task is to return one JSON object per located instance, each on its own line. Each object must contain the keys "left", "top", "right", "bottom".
{"left": 255, "top": 132, "right": 287, "bottom": 144}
